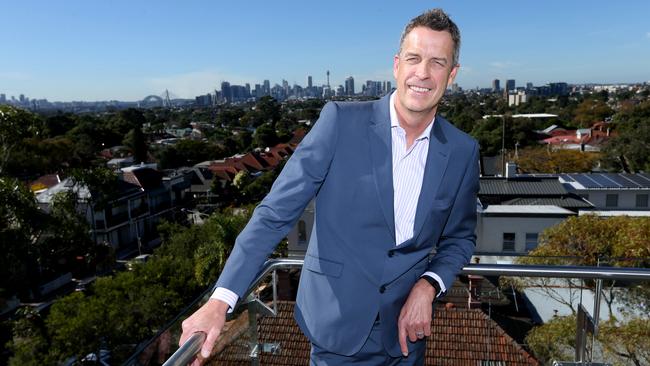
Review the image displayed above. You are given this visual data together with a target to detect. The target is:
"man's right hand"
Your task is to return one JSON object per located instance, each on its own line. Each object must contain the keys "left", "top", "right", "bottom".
{"left": 179, "top": 298, "right": 230, "bottom": 366}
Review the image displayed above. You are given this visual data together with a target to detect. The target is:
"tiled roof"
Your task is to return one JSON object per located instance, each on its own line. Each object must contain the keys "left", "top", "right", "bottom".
{"left": 208, "top": 301, "right": 538, "bottom": 366}
{"left": 122, "top": 168, "right": 163, "bottom": 190}
{"left": 479, "top": 177, "right": 568, "bottom": 196}
{"left": 30, "top": 173, "right": 61, "bottom": 192}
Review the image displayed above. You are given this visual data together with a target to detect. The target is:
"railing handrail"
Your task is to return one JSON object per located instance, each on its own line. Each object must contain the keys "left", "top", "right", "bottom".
{"left": 162, "top": 259, "right": 650, "bottom": 366}
{"left": 162, "top": 332, "right": 205, "bottom": 366}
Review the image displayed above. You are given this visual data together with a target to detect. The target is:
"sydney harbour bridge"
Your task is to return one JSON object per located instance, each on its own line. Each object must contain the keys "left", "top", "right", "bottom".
{"left": 139, "top": 89, "right": 179, "bottom": 108}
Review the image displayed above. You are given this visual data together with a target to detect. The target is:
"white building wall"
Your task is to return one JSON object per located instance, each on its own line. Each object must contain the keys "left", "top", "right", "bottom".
{"left": 579, "top": 189, "right": 647, "bottom": 210}
{"left": 476, "top": 215, "right": 569, "bottom": 253}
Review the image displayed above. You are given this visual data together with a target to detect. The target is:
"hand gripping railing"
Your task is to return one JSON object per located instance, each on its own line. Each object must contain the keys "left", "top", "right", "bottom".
{"left": 162, "top": 332, "right": 206, "bottom": 366}
{"left": 163, "top": 259, "right": 650, "bottom": 366}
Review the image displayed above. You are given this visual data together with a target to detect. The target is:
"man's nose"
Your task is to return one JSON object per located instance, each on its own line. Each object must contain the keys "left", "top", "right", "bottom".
{"left": 414, "top": 62, "right": 429, "bottom": 79}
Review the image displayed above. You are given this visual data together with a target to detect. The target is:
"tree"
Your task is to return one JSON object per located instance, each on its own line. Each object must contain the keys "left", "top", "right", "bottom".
{"left": 0, "top": 176, "right": 48, "bottom": 298}
{"left": 0, "top": 105, "right": 40, "bottom": 174}
{"left": 470, "top": 117, "right": 504, "bottom": 156}
{"left": 572, "top": 98, "right": 613, "bottom": 128}
{"left": 6, "top": 308, "right": 53, "bottom": 366}
{"left": 516, "top": 215, "right": 650, "bottom": 364}
{"left": 252, "top": 123, "right": 279, "bottom": 149}
{"left": 516, "top": 146, "right": 600, "bottom": 173}
{"left": 602, "top": 100, "right": 650, "bottom": 172}
{"left": 255, "top": 96, "right": 281, "bottom": 126}
{"left": 525, "top": 314, "right": 576, "bottom": 363}
{"left": 123, "top": 125, "right": 148, "bottom": 163}
{"left": 154, "top": 139, "right": 224, "bottom": 169}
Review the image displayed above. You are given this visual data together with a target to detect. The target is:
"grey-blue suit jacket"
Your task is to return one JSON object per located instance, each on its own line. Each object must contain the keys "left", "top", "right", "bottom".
{"left": 216, "top": 93, "right": 479, "bottom": 357}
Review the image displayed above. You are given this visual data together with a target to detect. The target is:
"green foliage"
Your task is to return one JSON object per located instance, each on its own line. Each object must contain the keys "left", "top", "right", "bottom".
{"left": 526, "top": 314, "right": 650, "bottom": 365}
{"left": 0, "top": 176, "right": 47, "bottom": 297}
{"left": 252, "top": 123, "right": 279, "bottom": 149}
{"left": 7, "top": 308, "right": 53, "bottom": 366}
{"left": 518, "top": 215, "right": 650, "bottom": 364}
{"left": 154, "top": 139, "right": 223, "bottom": 169}
{"left": 0, "top": 105, "right": 42, "bottom": 174}
{"left": 600, "top": 317, "right": 650, "bottom": 364}
{"left": 519, "top": 215, "right": 650, "bottom": 267}
{"left": 516, "top": 146, "right": 600, "bottom": 173}
{"left": 470, "top": 117, "right": 504, "bottom": 156}
{"left": 69, "top": 166, "right": 119, "bottom": 209}
{"left": 572, "top": 98, "right": 613, "bottom": 128}
{"left": 525, "top": 315, "right": 576, "bottom": 363}
{"left": 602, "top": 100, "right": 650, "bottom": 172}
{"left": 241, "top": 168, "right": 281, "bottom": 202}
{"left": 123, "top": 125, "right": 148, "bottom": 163}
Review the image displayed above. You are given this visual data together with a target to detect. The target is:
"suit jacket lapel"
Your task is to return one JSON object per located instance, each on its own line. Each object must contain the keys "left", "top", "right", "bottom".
{"left": 369, "top": 95, "right": 395, "bottom": 242}
{"left": 411, "top": 115, "right": 450, "bottom": 242}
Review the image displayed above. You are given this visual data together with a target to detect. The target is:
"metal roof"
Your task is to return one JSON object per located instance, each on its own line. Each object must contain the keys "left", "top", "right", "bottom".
{"left": 502, "top": 197, "right": 593, "bottom": 209}
{"left": 479, "top": 177, "right": 568, "bottom": 196}
{"left": 482, "top": 205, "right": 575, "bottom": 215}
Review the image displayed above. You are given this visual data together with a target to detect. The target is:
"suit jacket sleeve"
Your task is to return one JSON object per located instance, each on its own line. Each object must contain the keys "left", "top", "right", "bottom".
{"left": 426, "top": 141, "right": 479, "bottom": 295}
{"left": 216, "top": 102, "right": 340, "bottom": 298}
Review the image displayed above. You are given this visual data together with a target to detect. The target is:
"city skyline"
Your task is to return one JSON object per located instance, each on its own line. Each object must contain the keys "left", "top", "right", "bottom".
{"left": 2, "top": 0, "right": 650, "bottom": 101}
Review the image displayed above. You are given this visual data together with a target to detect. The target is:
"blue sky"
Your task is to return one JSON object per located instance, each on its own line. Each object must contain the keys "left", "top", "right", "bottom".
{"left": 2, "top": 0, "right": 649, "bottom": 101}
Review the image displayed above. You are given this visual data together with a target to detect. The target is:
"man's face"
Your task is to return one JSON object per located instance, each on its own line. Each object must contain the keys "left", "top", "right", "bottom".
{"left": 393, "top": 26, "right": 459, "bottom": 121}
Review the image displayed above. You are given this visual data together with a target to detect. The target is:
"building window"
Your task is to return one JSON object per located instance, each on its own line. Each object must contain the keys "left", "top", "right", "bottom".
{"left": 605, "top": 194, "right": 618, "bottom": 208}
{"left": 481, "top": 361, "right": 506, "bottom": 366}
{"left": 502, "top": 233, "right": 516, "bottom": 252}
{"left": 298, "top": 220, "right": 307, "bottom": 244}
{"left": 636, "top": 194, "right": 649, "bottom": 208}
{"left": 525, "top": 233, "right": 539, "bottom": 251}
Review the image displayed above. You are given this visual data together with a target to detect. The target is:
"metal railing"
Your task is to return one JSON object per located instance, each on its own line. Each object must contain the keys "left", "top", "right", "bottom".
{"left": 162, "top": 259, "right": 650, "bottom": 366}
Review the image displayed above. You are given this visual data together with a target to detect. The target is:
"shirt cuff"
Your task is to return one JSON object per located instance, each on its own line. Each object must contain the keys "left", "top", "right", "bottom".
{"left": 421, "top": 271, "right": 447, "bottom": 298}
{"left": 210, "top": 287, "right": 239, "bottom": 313}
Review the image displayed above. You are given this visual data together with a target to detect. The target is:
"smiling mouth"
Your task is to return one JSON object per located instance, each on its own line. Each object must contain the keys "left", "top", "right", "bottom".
{"left": 408, "top": 85, "right": 431, "bottom": 93}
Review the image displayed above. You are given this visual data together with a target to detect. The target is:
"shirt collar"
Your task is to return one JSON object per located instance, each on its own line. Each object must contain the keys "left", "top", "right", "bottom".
{"left": 389, "top": 91, "right": 435, "bottom": 141}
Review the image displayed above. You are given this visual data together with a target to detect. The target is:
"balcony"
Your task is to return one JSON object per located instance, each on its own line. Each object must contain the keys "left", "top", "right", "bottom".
{"left": 123, "top": 259, "right": 650, "bottom": 366}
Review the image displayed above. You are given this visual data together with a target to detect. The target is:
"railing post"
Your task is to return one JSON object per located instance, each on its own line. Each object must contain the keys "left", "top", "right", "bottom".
{"left": 272, "top": 269, "right": 278, "bottom": 314}
{"left": 246, "top": 294, "right": 260, "bottom": 366}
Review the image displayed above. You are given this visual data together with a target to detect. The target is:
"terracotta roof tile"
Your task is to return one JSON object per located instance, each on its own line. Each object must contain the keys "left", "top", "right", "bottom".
{"left": 208, "top": 301, "right": 538, "bottom": 366}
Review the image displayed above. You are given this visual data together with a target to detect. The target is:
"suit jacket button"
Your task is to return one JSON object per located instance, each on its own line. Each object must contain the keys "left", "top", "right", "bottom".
{"left": 388, "top": 250, "right": 394, "bottom": 257}
{"left": 379, "top": 285, "right": 386, "bottom": 293}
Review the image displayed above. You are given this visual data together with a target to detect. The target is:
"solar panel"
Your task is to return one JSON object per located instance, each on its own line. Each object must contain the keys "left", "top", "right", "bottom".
{"left": 572, "top": 174, "right": 603, "bottom": 188}
{"left": 625, "top": 173, "right": 650, "bottom": 188}
{"left": 609, "top": 174, "right": 642, "bottom": 188}
{"left": 560, "top": 174, "right": 575, "bottom": 182}
{"left": 590, "top": 174, "right": 622, "bottom": 188}
{"left": 639, "top": 173, "right": 650, "bottom": 184}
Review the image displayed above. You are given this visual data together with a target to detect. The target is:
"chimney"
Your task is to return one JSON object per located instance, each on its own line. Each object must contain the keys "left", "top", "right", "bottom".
{"left": 506, "top": 162, "right": 517, "bottom": 178}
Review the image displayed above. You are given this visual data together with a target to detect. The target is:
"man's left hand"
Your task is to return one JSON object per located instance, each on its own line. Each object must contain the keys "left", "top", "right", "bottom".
{"left": 397, "top": 278, "right": 436, "bottom": 356}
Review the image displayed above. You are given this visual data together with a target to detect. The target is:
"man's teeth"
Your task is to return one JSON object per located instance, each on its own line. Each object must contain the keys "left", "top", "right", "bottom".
{"left": 410, "top": 85, "right": 430, "bottom": 92}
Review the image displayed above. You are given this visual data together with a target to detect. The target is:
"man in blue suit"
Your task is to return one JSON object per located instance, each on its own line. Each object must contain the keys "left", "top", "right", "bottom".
{"left": 181, "top": 8, "right": 478, "bottom": 365}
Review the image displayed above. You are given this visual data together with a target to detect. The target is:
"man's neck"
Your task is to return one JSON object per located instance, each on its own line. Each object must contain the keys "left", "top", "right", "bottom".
{"left": 394, "top": 106, "right": 436, "bottom": 149}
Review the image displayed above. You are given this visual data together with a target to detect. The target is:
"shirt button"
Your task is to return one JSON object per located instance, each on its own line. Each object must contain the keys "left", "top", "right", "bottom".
{"left": 379, "top": 285, "right": 386, "bottom": 293}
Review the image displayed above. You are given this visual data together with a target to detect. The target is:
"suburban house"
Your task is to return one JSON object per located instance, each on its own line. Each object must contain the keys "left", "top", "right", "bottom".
{"left": 36, "top": 164, "right": 191, "bottom": 254}
{"left": 539, "top": 121, "right": 614, "bottom": 151}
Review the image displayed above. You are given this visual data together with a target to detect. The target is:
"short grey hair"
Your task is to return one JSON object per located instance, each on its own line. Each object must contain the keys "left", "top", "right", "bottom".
{"left": 399, "top": 8, "right": 461, "bottom": 66}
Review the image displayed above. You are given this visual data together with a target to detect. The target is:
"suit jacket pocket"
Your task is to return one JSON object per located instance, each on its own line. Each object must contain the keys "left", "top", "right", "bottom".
{"left": 304, "top": 254, "right": 344, "bottom": 278}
